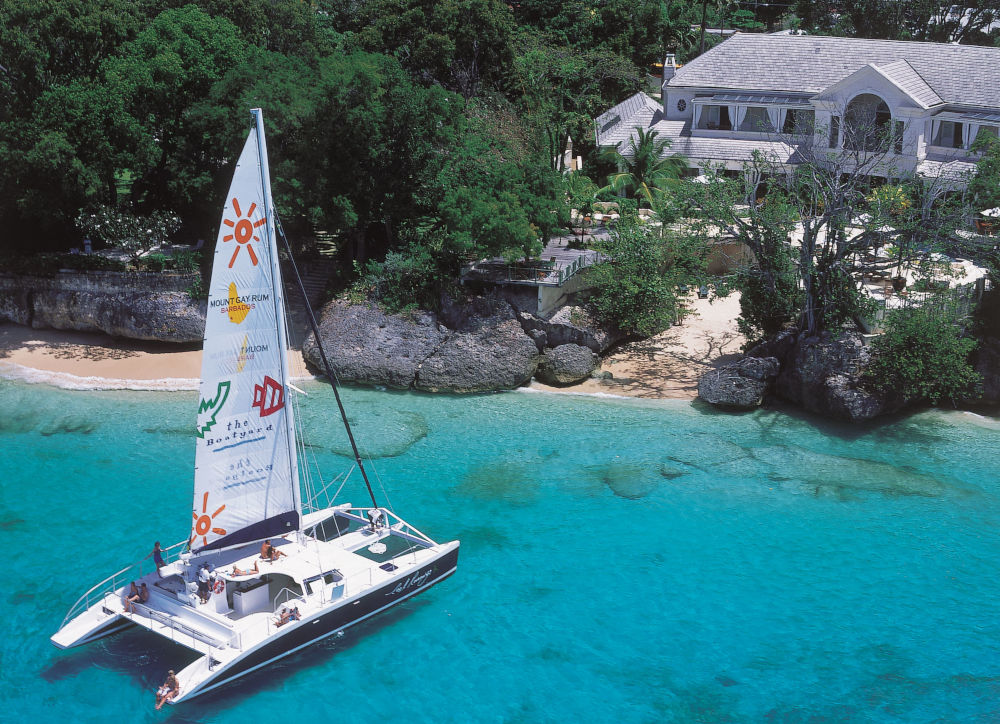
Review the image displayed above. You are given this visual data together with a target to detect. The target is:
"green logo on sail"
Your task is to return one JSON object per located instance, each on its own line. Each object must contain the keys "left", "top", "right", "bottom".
{"left": 196, "top": 380, "right": 231, "bottom": 438}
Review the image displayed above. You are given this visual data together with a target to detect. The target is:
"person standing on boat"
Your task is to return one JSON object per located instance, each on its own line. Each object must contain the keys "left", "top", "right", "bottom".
{"left": 145, "top": 541, "right": 166, "bottom": 578}
{"left": 197, "top": 564, "right": 211, "bottom": 604}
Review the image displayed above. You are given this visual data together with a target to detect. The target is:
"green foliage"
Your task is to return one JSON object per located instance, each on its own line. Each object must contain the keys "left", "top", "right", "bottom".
{"left": 586, "top": 215, "right": 707, "bottom": 336}
{"left": 354, "top": 247, "right": 443, "bottom": 312}
{"left": 600, "top": 129, "right": 687, "bottom": 207}
{"left": 864, "top": 303, "right": 980, "bottom": 405}
{"left": 186, "top": 275, "right": 208, "bottom": 301}
{"left": 731, "top": 235, "right": 803, "bottom": 346}
{"left": 75, "top": 205, "right": 181, "bottom": 262}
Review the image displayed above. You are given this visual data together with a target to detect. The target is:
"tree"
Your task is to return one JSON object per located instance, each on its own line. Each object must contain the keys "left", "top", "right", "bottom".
{"left": 349, "top": 0, "right": 517, "bottom": 98}
{"left": 586, "top": 210, "right": 708, "bottom": 336}
{"left": 601, "top": 129, "right": 687, "bottom": 208}
{"left": 514, "top": 33, "right": 640, "bottom": 173}
{"left": 683, "top": 113, "right": 973, "bottom": 338}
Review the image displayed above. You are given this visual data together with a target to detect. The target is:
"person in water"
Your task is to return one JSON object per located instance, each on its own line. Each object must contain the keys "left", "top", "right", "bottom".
{"left": 155, "top": 670, "right": 180, "bottom": 709}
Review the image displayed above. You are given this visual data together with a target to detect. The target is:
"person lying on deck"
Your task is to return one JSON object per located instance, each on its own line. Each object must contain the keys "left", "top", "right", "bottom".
{"left": 232, "top": 561, "right": 259, "bottom": 576}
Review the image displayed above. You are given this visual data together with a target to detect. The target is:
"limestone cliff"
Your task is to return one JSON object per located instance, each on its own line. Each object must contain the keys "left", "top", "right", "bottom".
{"left": 0, "top": 271, "right": 205, "bottom": 342}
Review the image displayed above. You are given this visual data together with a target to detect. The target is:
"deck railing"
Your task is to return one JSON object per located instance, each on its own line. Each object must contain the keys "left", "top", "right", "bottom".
{"left": 59, "top": 539, "right": 188, "bottom": 629}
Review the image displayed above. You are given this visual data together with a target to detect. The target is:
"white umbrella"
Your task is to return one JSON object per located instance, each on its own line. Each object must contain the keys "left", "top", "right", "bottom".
{"left": 981, "top": 207, "right": 1000, "bottom": 218}
{"left": 691, "top": 175, "right": 712, "bottom": 184}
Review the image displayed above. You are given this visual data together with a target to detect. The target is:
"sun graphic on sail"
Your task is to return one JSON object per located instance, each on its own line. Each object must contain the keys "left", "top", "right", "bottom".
{"left": 222, "top": 197, "right": 265, "bottom": 268}
{"left": 192, "top": 491, "right": 227, "bottom": 547}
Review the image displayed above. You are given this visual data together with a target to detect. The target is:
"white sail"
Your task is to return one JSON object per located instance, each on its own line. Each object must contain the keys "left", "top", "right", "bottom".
{"left": 191, "top": 112, "right": 299, "bottom": 552}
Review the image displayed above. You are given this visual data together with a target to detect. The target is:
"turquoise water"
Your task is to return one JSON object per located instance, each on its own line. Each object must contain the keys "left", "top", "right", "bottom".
{"left": 3, "top": 377, "right": 1000, "bottom": 723}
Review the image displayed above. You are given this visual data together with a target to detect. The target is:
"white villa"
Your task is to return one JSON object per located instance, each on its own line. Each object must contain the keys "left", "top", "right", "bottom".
{"left": 596, "top": 33, "right": 1000, "bottom": 184}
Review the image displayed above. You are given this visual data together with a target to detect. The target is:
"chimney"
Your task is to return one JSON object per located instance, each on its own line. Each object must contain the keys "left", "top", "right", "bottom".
{"left": 662, "top": 53, "right": 677, "bottom": 83}
{"left": 662, "top": 53, "right": 677, "bottom": 115}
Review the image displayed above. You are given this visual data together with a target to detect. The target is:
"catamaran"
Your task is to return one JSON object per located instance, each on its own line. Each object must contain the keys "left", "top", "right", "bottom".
{"left": 50, "top": 109, "right": 460, "bottom": 703}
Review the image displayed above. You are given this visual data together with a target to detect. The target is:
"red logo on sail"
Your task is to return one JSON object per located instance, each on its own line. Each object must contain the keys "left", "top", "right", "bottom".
{"left": 192, "top": 491, "right": 227, "bottom": 548}
{"left": 252, "top": 375, "right": 284, "bottom": 417}
{"left": 222, "top": 197, "right": 265, "bottom": 268}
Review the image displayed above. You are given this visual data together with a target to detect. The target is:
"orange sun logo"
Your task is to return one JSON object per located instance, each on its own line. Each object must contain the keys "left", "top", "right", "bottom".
{"left": 222, "top": 197, "right": 265, "bottom": 268}
{"left": 192, "top": 491, "right": 227, "bottom": 547}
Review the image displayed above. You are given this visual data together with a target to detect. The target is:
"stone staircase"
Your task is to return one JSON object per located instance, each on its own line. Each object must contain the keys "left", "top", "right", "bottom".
{"left": 283, "top": 255, "right": 337, "bottom": 349}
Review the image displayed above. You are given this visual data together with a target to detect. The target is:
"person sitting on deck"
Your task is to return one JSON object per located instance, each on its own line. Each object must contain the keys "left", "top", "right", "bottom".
{"left": 275, "top": 607, "right": 291, "bottom": 627}
{"left": 232, "top": 561, "right": 259, "bottom": 576}
{"left": 124, "top": 582, "right": 141, "bottom": 613}
{"left": 289, "top": 606, "right": 301, "bottom": 622}
{"left": 139, "top": 583, "right": 150, "bottom": 604}
{"left": 155, "top": 670, "right": 180, "bottom": 710}
{"left": 260, "top": 539, "right": 286, "bottom": 562}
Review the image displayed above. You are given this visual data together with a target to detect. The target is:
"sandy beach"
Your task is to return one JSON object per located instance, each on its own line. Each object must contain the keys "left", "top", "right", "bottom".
{"left": 0, "top": 292, "right": 743, "bottom": 396}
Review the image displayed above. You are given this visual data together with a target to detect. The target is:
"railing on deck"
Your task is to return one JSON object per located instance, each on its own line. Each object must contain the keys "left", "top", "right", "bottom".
{"left": 59, "top": 539, "right": 188, "bottom": 629}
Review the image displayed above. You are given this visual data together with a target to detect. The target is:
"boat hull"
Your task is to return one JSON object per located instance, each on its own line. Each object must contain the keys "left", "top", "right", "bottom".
{"left": 176, "top": 542, "right": 459, "bottom": 702}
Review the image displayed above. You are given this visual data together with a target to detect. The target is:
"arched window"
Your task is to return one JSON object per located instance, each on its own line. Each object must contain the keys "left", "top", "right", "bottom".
{"left": 843, "top": 93, "right": 892, "bottom": 151}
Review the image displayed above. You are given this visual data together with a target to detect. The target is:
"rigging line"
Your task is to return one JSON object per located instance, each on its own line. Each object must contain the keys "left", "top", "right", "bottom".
{"left": 364, "top": 454, "right": 394, "bottom": 513}
{"left": 274, "top": 213, "right": 379, "bottom": 509}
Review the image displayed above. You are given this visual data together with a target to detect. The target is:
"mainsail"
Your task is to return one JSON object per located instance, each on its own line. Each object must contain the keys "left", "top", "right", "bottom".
{"left": 192, "top": 111, "right": 299, "bottom": 552}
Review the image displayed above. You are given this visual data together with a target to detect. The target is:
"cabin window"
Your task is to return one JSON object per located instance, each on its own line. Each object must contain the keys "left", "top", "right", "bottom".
{"left": 782, "top": 109, "right": 815, "bottom": 135}
{"left": 935, "top": 121, "right": 964, "bottom": 148}
{"left": 740, "top": 106, "right": 773, "bottom": 132}
{"left": 698, "top": 105, "right": 732, "bottom": 130}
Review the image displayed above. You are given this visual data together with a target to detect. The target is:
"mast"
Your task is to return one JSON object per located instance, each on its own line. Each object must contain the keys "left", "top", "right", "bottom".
{"left": 252, "top": 108, "right": 301, "bottom": 518}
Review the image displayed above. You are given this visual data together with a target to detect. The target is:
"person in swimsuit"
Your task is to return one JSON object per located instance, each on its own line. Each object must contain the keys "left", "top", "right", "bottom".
{"left": 124, "top": 582, "right": 141, "bottom": 613}
{"left": 232, "top": 561, "right": 259, "bottom": 576}
{"left": 145, "top": 541, "right": 166, "bottom": 578}
{"left": 261, "top": 540, "right": 286, "bottom": 562}
{"left": 139, "top": 583, "right": 150, "bottom": 604}
{"left": 155, "top": 670, "right": 180, "bottom": 709}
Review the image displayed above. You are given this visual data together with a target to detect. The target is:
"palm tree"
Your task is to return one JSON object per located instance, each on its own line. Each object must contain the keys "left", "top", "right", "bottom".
{"left": 601, "top": 128, "right": 688, "bottom": 208}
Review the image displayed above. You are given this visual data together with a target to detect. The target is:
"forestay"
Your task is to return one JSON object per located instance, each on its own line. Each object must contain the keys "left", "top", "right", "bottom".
{"left": 192, "top": 116, "right": 300, "bottom": 552}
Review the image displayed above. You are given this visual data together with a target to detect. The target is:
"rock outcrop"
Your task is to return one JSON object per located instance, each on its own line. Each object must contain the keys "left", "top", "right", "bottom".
{"left": 303, "top": 295, "right": 624, "bottom": 394}
{"left": 697, "top": 356, "right": 780, "bottom": 409}
{"left": 0, "top": 271, "right": 204, "bottom": 342}
{"left": 698, "top": 330, "right": 895, "bottom": 421}
{"left": 302, "top": 301, "right": 446, "bottom": 388}
{"left": 774, "top": 331, "right": 889, "bottom": 422}
{"left": 536, "top": 343, "right": 598, "bottom": 385}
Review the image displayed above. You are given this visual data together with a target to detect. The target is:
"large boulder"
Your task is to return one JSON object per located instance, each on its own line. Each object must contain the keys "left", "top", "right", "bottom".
{"left": 775, "top": 332, "right": 889, "bottom": 422}
{"left": 536, "top": 343, "right": 598, "bottom": 385}
{"left": 416, "top": 295, "right": 539, "bottom": 392}
{"left": 303, "top": 301, "right": 445, "bottom": 389}
{"left": 698, "top": 356, "right": 780, "bottom": 408}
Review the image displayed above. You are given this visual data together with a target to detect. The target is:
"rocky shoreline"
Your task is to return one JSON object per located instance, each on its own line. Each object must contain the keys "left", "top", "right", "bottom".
{"left": 302, "top": 295, "right": 625, "bottom": 393}
{"left": 698, "top": 329, "right": 1000, "bottom": 421}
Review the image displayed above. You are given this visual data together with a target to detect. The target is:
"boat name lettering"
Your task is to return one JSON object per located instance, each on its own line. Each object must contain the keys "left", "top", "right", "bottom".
{"left": 205, "top": 417, "right": 275, "bottom": 449}
{"left": 387, "top": 569, "right": 433, "bottom": 596}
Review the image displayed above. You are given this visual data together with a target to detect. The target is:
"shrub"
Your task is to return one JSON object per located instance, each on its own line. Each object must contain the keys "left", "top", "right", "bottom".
{"left": 863, "top": 304, "right": 980, "bottom": 405}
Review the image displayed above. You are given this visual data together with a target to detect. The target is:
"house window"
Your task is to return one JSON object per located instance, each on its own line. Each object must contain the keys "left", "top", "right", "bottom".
{"left": 829, "top": 116, "right": 840, "bottom": 147}
{"left": 935, "top": 121, "right": 964, "bottom": 148}
{"left": 740, "top": 106, "right": 773, "bottom": 132}
{"left": 698, "top": 105, "right": 731, "bottom": 130}
{"left": 782, "top": 109, "right": 815, "bottom": 135}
